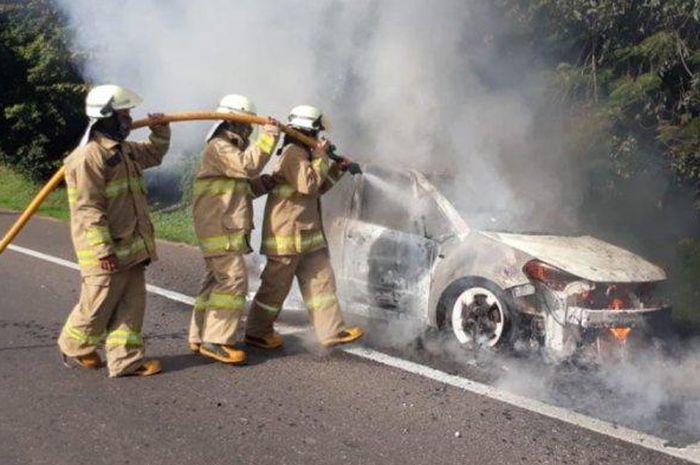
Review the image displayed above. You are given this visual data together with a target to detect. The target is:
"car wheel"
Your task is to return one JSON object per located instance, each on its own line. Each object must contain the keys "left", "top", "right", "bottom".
{"left": 445, "top": 280, "right": 516, "bottom": 349}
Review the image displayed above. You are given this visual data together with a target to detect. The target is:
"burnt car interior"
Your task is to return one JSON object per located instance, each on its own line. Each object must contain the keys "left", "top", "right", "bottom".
{"left": 337, "top": 166, "right": 439, "bottom": 314}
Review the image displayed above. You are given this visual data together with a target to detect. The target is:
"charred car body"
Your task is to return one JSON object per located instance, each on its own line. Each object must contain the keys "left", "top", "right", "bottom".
{"left": 324, "top": 166, "right": 671, "bottom": 361}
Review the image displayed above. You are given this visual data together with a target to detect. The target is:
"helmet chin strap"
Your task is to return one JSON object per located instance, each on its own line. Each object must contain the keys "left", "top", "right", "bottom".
{"left": 79, "top": 118, "right": 99, "bottom": 146}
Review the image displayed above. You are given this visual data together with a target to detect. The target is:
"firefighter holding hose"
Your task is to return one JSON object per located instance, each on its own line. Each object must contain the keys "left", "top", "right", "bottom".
{"left": 188, "top": 95, "right": 281, "bottom": 364}
{"left": 245, "top": 105, "right": 363, "bottom": 349}
{"left": 57, "top": 84, "right": 170, "bottom": 377}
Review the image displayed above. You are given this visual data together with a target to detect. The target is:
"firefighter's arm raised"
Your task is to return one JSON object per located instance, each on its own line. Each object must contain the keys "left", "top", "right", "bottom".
{"left": 213, "top": 121, "right": 280, "bottom": 178}
{"left": 279, "top": 142, "right": 330, "bottom": 195}
{"left": 70, "top": 155, "right": 115, "bottom": 265}
{"left": 126, "top": 113, "right": 171, "bottom": 169}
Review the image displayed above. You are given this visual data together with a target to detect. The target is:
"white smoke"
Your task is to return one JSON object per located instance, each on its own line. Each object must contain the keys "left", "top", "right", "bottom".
{"left": 493, "top": 341, "right": 700, "bottom": 443}
{"left": 56, "top": 0, "right": 582, "bottom": 230}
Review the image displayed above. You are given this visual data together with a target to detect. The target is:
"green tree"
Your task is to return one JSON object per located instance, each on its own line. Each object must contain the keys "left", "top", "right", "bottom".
{"left": 0, "top": 0, "right": 87, "bottom": 181}
{"left": 500, "top": 0, "right": 700, "bottom": 205}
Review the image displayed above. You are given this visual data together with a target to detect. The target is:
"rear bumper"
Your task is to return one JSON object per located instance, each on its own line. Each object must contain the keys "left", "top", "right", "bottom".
{"left": 566, "top": 305, "right": 671, "bottom": 328}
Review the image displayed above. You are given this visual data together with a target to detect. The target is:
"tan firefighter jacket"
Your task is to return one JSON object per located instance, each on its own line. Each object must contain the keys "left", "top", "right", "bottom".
{"left": 193, "top": 128, "right": 279, "bottom": 257}
{"left": 64, "top": 126, "right": 171, "bottom": 276}
{"left": 261, "top": 142, "right": 345, "bottom": 256}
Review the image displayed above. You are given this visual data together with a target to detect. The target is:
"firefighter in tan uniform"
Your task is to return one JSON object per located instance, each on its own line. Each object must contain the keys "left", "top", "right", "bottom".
{"left": 245, "top": 105, "right": 363, "bottom": 349}
{"left": 57, "top": 85, "right": 170, "bottom": 377}
{"left": 188, "top": 94, "right": 280, "bottom": 364}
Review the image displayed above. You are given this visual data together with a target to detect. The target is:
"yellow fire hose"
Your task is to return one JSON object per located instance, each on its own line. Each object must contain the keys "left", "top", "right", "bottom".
{"left": 0, "top": 110, "right": 360, "bottom": 254}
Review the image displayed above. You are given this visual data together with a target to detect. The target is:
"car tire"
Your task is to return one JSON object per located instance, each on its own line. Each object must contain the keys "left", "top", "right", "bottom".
{"left": 441, "top": 278, "right": 519, "bottom": 350}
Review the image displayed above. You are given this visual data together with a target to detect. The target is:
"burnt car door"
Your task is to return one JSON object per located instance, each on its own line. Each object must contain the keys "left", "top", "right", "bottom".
{"left": 340, "top": 168, "right": 438, "bottom": 319}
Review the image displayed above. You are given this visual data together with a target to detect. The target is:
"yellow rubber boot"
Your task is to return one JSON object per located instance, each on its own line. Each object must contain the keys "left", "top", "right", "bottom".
{"left": 244, "top": 332, "right": 283, "bottom": 350}
{"left": 321, "top": 326, "right": 364, "bottom": 348}
{"left": 199, "top": 343, "right": 247, "bottom": 365}
{"left": 61, "top": 351, "right": 104, "bottom": 370}
{"left": 131, "top": 359, "right": 163, "bottom": 376}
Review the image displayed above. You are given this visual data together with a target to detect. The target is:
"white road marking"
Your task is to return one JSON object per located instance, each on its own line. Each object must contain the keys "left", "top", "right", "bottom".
{"left": 145, "top": 284, "right": 195, "bottom": 306}
{"left": 7, "top": 244, "right": 80, "bottom": 270}
{"left": 345, "top": 346, "right": 700, "bottom": 463}
{"left": 5, "top": 243, "right": 700, "bottom": 464}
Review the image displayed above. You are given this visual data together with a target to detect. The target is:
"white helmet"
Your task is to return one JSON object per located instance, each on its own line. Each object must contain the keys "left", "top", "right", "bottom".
{"left": 85, "top": 84, "right": 142, "bottom": 118}
{"left": 288, "top": 105, "right": 331, "bottom": 132}
{"left": 217, "top": 94, "right": 256, "bottom": 115}
{"left": 206, "top": 94, "right": 257, "bottom": 142}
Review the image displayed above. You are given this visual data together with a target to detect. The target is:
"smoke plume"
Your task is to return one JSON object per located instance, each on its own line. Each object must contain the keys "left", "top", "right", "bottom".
{"left": 56, "top": 0, "right": 582, "bottom": 230}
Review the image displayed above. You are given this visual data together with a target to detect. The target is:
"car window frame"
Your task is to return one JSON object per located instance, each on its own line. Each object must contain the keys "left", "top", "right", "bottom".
{"left": 351, "top": 172, "right": 422, "bottom": 235}
{"left": 411, "top": 170, "right": 470, "bottom": 237}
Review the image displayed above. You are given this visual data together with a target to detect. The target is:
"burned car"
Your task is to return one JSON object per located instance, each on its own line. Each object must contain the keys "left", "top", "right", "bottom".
{"left": 324, "top": 165, "right": 671, "bottom": 361}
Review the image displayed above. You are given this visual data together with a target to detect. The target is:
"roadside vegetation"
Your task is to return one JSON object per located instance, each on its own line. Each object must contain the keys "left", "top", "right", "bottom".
{"left": 150, "top": 206, "right": 196, "bottom": 245}
{"left": 0, "top": 1, "right": 86, "bottom": 181}
{"left": 0, "top": 163, "right": 69, "bottom": 220}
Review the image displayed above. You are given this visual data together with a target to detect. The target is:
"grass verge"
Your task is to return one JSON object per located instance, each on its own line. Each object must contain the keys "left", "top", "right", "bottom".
{"left": 151, "top": 205, "right": 197, "bottom": 245}
{"left": 0, "top": 164, "right": 70, "bottom": 220}
{"left": 0, "top": 163, "right": 196, "bottom": 245}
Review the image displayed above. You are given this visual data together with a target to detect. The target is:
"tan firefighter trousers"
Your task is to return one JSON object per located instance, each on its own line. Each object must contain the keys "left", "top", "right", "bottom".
{"left": 189, "top": 253, "right": 248, "bottom": 346}
{"left": 246, "top": 248, "right": 345, "bottom": 343}
{"left": 58, "top": 264, "right": 147, "bottom": 377}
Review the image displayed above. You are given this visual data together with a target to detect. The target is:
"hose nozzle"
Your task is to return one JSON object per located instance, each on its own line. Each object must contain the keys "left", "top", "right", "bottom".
{"left": 328, "top": 145, "right": 363, "bottom": 175}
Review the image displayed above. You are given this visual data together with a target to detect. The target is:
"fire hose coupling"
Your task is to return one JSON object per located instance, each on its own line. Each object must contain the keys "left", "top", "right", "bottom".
{"left": 328, "top": 145, "right": 362, "bottom": 175}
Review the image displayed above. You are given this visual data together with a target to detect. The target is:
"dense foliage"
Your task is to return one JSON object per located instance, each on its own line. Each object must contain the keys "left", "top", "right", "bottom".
{"left": 0, "top": 0, "right": 86, "bottom": 181}
{"left": 499, "top": 0, "right": 700, "bottom": 207}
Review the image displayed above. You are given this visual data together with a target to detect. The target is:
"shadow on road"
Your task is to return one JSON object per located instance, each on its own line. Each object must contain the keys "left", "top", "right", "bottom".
{"left": 159, "top": 352, "right": 214, "bottom": 373}
{"left": 158, "top": 334, "right": 310, "bottom": 374}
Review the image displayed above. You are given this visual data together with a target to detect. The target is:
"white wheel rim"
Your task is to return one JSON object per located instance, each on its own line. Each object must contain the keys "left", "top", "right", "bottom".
{"left": 451, "top": 287, "right": 505, "bottom": 347}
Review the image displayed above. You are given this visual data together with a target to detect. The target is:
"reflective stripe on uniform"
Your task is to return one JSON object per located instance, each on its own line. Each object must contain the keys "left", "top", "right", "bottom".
{"left": 262, "top": 230, "right": 326, "bottom": 255}
{"left": 198, "top": 232, "right": 248, "bottom": 254}
{"left": 105, "top": 328, "right": 143, "bottom": 347}
{"left": 193, "top": 178, "right": 252, "bottom": 198}
{"left": 207, "top": 291, "right": 246, "bottom": 311}
{"left": 193, "top": 295, "right": 208, "bottom": 311}
{"left": 312, "top": 157, "right": 330, "bottom": 177}
{"left": 271, "top": 183, "right": 297, "bottom": 199}
{"left": 105, "top": 177, "right": 146, "bottom": 199}
{"left": 255, "top": 133, "right": 276, "bottom": 154}
{"left": 67, "top": 187, "right": 78, "bottom": 205}
{"left": 305, "top": 293, "right": 338, "bottom": 312}
{"left": 254, "top": 299, "right": 280, "bottom": 315}
{"left": 86, "top": 226, "right": 112, "bottom": 246}
{"left": 76, "top": 249, "right": 99, "bottom": 267}
{"left": 65, "top": 325, "right": 104, "bottom": 345}
{"left": 114, "top": 236, "right": 151, "bottom": 260}
{"left": 67, "top": 177, "right": 145, "bottom": 203}
{"left": 76, "top": 235, "right": 152, "bottom": 267}
{"left": 105, "top": 178, "right": 128, "bottom": 198}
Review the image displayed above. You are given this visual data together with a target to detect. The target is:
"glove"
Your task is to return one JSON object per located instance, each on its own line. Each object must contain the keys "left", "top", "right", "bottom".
{"left": 260, "top": 174, "right": 277, "bottom": 192}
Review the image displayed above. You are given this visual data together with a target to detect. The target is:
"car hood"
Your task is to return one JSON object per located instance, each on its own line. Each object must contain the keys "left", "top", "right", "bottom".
{"left": 479, "top": 232, "right": 666, "bottom": 283}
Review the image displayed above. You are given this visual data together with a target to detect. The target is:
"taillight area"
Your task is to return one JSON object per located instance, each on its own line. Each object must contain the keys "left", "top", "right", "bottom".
{"left": 608, "top": 297, "right": 632, "bottom": 341}
{"left": 523, "top": 260, "right": 577, "bottom": 291}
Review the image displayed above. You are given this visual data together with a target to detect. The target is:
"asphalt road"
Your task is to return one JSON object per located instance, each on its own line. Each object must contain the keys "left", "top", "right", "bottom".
{"left": 0, "top": 211, "right": 695, "bottom": 465}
